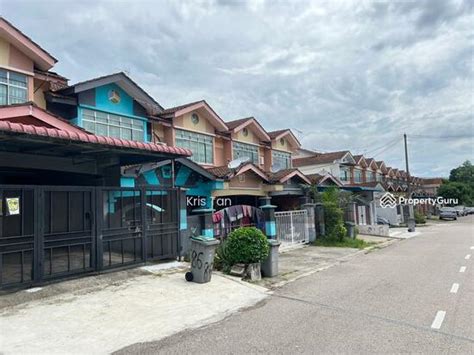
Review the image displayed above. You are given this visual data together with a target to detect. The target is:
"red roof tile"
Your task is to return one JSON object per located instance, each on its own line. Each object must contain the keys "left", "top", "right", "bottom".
{"left": 0, "top": 120, "right": 192, "bottom": 157}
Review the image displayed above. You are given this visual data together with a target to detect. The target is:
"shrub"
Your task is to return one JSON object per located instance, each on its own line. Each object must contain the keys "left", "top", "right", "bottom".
{"left": 224, "top": 227, "right": 269, "bottom": 265}
{"left": 214, "top": 241, "right": 231, "bottom": 273}
{"left": 414, "top": 211, "right": 426, "bottom": 224}
{"left": 322, "top": 201, "right": 347, "bottom": 241}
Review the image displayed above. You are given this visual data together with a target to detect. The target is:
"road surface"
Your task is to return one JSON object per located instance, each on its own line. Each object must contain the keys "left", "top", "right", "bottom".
{"left": 117, "top": 216, "right": 474, "bottom": 354}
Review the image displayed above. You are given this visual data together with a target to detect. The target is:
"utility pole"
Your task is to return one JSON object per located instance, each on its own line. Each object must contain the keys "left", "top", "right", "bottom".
{"left": 404, "top": 133, "right": 410, "bottom": 198}
{"left": 403, "top": 133, "right": 415, "bottom": 232}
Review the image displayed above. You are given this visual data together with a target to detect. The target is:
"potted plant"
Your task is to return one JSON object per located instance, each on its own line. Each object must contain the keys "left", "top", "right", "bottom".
{"left": 225, "top": 227, "right": 270, "bottom": 281}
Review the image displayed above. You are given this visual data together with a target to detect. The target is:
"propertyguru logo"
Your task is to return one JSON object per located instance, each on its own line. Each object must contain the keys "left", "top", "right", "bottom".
{"left": 380, "top": 192, "right": 458, "bottom": 208}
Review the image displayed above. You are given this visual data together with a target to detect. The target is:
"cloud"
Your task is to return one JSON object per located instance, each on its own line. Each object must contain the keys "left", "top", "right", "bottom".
{"left": 2, "top": 0, "right": 472, "bottom": 177}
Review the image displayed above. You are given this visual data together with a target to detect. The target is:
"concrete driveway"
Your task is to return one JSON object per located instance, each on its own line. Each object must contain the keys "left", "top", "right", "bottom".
{"left": 0, "top": 268, "right": 267, "bottom": 354}
{"left": 117, "top": 216, "right": 474, "bottom": 354}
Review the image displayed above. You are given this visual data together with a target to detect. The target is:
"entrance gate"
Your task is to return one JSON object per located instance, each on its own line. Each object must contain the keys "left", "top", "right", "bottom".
{"left": 275, "top": 210, "right": 309, "bottom": 250}
{"left": 0, "top": 185, "right": 180, "bottom": 289}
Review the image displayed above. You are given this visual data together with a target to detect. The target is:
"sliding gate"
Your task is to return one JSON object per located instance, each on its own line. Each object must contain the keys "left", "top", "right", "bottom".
{"left": 0, "top": 185, "right": 180, "bottom": 289}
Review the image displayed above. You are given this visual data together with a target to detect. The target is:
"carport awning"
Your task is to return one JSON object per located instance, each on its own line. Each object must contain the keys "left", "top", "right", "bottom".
{"left": 0, "top": 120, "right": 192, "bottom": 166}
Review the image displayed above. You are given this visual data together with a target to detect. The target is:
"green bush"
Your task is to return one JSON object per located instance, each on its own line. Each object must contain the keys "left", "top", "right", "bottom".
{"left": 414, "top": 211, "right": 426, "bottom": 224}
{"left": 214, "top": 241, "right": 231, "bottom": 273}
{"left": 323, "top": 202, "right": 347, "bottom": 241}
{"left": 224, "top": 227, "right": 269, "bottom": 265}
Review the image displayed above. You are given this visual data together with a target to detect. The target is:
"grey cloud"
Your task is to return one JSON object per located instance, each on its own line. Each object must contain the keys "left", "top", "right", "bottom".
{"left": 2, "top": 0, "right": 472, "bottom": 176}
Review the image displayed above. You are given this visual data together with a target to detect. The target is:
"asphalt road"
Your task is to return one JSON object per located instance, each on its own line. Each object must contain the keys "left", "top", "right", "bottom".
{"left": 117, "top": 216, "right": 474, "bottom": 354}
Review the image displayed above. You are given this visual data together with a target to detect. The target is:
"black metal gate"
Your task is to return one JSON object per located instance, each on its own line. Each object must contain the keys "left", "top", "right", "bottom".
{"left": 0, "top": 185, "right": 180, "bottom": 289}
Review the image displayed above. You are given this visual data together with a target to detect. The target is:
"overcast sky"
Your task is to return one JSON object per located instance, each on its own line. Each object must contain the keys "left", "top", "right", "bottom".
{"left": 2, "top": 0, "right": 473, "bottom": 177}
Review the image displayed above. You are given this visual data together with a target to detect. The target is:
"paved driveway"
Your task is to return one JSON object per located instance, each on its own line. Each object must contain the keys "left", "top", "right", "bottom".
{"left": 118, "top": 216, "right": 474, "bottom": 354}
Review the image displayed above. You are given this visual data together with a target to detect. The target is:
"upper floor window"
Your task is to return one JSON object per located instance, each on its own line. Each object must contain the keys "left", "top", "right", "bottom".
{"left": 175, "top": 129, "right": 213, "bottom": 164}
{"left": 354, "top": 169, "right": 363, "bottom": 183}
{"left": 233, "top": 142, "right": 259, "bottom": 164}
{"left": 82, "top": 108, "right": 144, "bottom": 141}
{"left": 340, "top": 167, "right": 350, "bottom": 182}
{"left": 0, "top": 69, "right": 28, "bottom": 105}
{"left": 272, "top": 151, "right": 291, "bottom": 169}
{"left": 376, "top": 173, "right": 383, "bottom": 182}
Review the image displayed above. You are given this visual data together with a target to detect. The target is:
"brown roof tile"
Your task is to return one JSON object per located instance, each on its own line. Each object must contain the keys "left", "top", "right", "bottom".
{"left": 160, "top": 100, "right": 205, "bottom": 115}
{"left": 226, "top": 117, "right": 253, "bottom": 130}
{"left": 292, "top": 151, "right": 350, "bottom": 167}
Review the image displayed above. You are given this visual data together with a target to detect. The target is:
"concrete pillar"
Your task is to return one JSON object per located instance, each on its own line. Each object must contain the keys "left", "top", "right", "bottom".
{"left": 407, "top": 204, "right": 416, "bottom": 232}
{"left": 315, "top": 202, "right": 325, "bottom": 237}
{"left": 259, "top": 196, "right": 277, "bottom": 239}
{"left": 191, "top": 208, "right": 215, "bottom": 239}
{"left": 301, "top": 202, "right": 316, "bottom": 243}
{"left": 345, "top": 202, "right": 357, "bottom": 223}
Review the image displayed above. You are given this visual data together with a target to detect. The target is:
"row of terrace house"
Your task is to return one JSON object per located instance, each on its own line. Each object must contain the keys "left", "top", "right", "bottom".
{"left": 293, "top": 149, "right": 427, "bottom": 226}
{"left": 0, "top": 17, "right": 439, "bottom": 289}
{"left": 0, "top": 17, "right": 327, "bottom": 289}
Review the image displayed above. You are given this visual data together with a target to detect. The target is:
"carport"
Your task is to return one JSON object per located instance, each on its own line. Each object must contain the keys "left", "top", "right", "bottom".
{"left": 0, "top": 118, "right": 191, "bottom": 289}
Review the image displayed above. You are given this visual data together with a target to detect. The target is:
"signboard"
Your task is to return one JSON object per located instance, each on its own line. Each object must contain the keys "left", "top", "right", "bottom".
{"left": 5, "top": 197, "right": 20, "bottom": 216}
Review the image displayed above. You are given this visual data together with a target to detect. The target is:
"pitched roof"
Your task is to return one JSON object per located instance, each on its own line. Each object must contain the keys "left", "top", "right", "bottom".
{"left": 0, "top": 17, "right": 57, "bottom": 70}
{"left": 160, "top": 100, "right": 205, "bottom": 115}
{"left": 267, "top": 129, "right": 288, "bottom": 139}
{"left": 0, "top": 102, "right": 85, "bottom": 134}
{"left": 421, "top": 178, "right": 443, "bottom": 185}
{"left": 226, "top": 116, "right": 270, "bottom": 141}
{"left": 158, "top": 100, "right": 228, "bottom": 131}
{"left": 267, "top": 128, "right": 301, "bottom": 148}
{"left": 57, "top": 72, "right": 163, "bottom": 113}
{"left": 207, "top": 165, "right": 232, "bottom": 179}
{"left": 266, "top": 168, "right": 311, "bottom": 184}
{"left": 226, "top": 117, "right": 252, "bottom": 130}
{"left": 0, "top": 120, "right": 192, "bottom": 157}
{"left": 305, "top": 173, "right": 343, "bottom": 187}
{"left": 292, "top": 151, "right": 350, "bottom": 167}
{"left": 206, "top": 163, "right": 268, "bottom": 181}
{"left": 365, "top": 158, "right": 378, "bottom": 169}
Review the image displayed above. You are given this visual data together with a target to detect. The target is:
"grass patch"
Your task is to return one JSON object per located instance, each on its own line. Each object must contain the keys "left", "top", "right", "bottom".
{"left": 313, "top": 237, "right": 375, "bottom": 249}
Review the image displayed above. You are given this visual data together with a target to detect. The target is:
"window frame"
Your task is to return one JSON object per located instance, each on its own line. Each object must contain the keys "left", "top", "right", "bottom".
{"left": 233, "top": 141, "right": 259, "bottom": 164}
{"left": 0, "top": 69, "right": 28, "bottom": 105}
{"left": 272, "top": 150, "right": 292, "bottom": 169}
{"left": 81, "top": 108, "right": 145, "bottom": 142}
{"left": 175, "top": 128, "right": 214, "bottom": 165}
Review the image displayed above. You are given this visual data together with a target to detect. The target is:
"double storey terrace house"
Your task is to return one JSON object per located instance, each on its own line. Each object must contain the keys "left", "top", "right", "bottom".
{"left": 0, "top": 18, "right": 194, "bottom": 289}
{"left": 293, "top": 150, "right": 356, "bottom": 184}
{"left": 375, "top": 161, "right": 388, "bottom": 182}
{"left": 294, "top": 151, "right": 385, "bottom": 226}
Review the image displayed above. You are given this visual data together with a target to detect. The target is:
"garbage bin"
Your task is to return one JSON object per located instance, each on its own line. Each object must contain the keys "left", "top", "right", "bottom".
{"left": 261, "top": 239, "right": 280, "bottom": 278}
{"left": 185, "top": 236, "right": 220, "bottom": 283}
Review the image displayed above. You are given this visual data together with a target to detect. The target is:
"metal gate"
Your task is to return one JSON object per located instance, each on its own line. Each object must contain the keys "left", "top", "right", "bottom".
{"left": 0, "top": 185, "right": 180, "bottom": 289}
{"left": 275, "top": 210, "right": 309, "bottom": 250}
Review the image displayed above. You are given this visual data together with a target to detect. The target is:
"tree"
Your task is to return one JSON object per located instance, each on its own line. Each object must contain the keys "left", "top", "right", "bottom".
{"left": 438, "top": 161, "right": 474, "bottom": 206}
{"left": 449, "top": 160, "right": 474, "bottom": 187}
{"left": 437, "top": 181, "right": 472, "bottom": 206}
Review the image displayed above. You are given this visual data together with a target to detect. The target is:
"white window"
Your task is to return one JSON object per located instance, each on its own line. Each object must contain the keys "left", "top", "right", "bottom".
{"left": 82, "top": 108, "right": 145, "bottom": 141}
{"left": 340, "top": 167, "right": 350, "bottom": 182}
{"left": 272, "top": 151, "right": 291, "bottom": 169}
{"left": 0, "top": 69, "right": 28, "bottom": 105}
{"left": 354, "top": 169, "right": 363, "bottom": 183}
{"left": 233, "top": 142, "right": 259, "bottom": 164}
{"left": 175, "top": 129, "right": 213, "bottom": 164}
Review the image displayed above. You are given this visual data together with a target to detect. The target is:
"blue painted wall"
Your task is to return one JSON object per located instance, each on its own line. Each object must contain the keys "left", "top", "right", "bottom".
{"left": 76, "top": 83, "right": 148, "bottom": 142}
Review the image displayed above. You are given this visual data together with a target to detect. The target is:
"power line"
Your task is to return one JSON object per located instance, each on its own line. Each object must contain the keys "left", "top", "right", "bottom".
{"left": 410, "top": 134, "right": 473, "bottom": 140}
{"left": 371, "top": 138, "right": 401, "bottom": 159}
{"left": 360, "top": 136, "right": 401, "bottom": 157}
